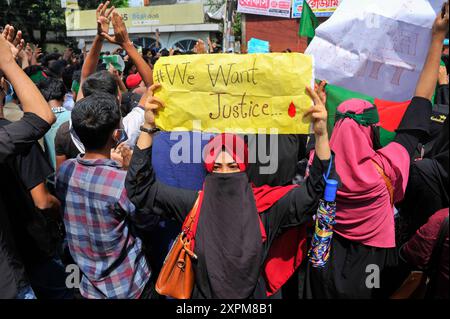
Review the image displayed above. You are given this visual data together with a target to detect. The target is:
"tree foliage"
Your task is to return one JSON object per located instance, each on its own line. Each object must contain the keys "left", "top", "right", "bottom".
{"left": 78, "top": 0, "right": 129, "bottom": 10}
{"left": 0, "top": 0, "right": 66, "bottom": 45}
{"left": 206, "top": 0, "right": 226, "bottom": 12}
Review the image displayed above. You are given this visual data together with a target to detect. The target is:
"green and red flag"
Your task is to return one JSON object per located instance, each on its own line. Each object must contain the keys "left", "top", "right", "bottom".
{"left": 325, "top": 83, "right": 411, "bottom": 147}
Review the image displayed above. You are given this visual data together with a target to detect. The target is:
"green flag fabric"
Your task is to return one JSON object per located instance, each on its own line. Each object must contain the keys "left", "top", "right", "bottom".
{"left": 298, "top": 1, "right": 319, "bottom": 43}
{"left": 102, "top": 55, "right": 125, "bottom": 73}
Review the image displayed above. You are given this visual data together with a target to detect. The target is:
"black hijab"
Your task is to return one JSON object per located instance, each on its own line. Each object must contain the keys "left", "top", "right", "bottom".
{"left": 194, "top": 172, "right": 263, "bottom": 299}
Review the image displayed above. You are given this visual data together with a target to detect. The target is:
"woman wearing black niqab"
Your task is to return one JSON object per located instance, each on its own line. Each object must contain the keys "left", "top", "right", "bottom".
{"left": 125, "top": 85, "right": 336, "bottom": 299}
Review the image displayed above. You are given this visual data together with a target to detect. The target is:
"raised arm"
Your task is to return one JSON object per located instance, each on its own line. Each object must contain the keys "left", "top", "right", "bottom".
{"left": 125, "top": 85, "right": 196, "bottom": 223}
{"left": 31, "top": 44, "right": 42, "bottom": 67}
{"left": 0, "top": 26, "right": 55, "bottom": 161}
{"left": 304, "top": 86, "right": 331, "bottom": 161}
{"left": 102, "top": 11, "right": 153, "bottom": 87}
{"left": 77, "top": 2, "right": 115, "bottom": 101}
{"left": 394, "top": 3, "right": 449, "bottom": 158}
{"left": 0, "top": 26, "right": 54, "bottom": 125}
{"left": 415, "top": 2, "right": 449, "bottom": 100}
{"left": 155, "top": 29, "right": 160, "bottom": 49}
{"left": 275, "top": 85, "right": 334, "bottom": 226}
{"left": 436, "top": 65, "right": 449, "bottom": 105}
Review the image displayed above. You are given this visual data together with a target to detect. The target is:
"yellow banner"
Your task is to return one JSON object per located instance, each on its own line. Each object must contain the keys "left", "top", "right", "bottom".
{"left": 65, "top": 3, "right": 204, "bottom": 31}
{"left": 153, "top": 53, "right": 314, "bottom": 134}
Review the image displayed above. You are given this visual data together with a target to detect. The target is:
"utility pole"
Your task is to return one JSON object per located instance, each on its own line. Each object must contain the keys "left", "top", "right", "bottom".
{"left": 223, "top": 0, "right": 234, "bottom": 52}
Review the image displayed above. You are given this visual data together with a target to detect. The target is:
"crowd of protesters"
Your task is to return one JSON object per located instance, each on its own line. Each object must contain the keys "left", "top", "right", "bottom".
{"left": 0, "top": 1, "right": 448, "bottom": 300}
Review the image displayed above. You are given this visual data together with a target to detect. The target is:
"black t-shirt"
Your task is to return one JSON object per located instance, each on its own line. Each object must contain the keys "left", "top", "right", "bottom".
{"left": 54, "top": 121, "right": 81, "bottom": 160}
{"left": 246, "top": 134, "right": 308, "bottom": 187}
{"left": 0, "top": 118, "right": 54, "bottom": 298}
{"left": 0, "top": 119, "right": 53, "bottom": 189}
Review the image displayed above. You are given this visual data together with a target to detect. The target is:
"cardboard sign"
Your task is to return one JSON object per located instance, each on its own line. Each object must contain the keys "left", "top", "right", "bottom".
{"left": 247, "top": 38, "right": 270, "bottom": 53}
{"left": 153, "top": 53, "right": 314, "bottom": 134}
{"left": 305, "top": 0, "right": 446, "bottom": 101}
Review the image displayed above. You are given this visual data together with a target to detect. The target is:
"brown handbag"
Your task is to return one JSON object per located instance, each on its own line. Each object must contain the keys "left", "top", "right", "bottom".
{"left": 390, "top": 271, "right": 428, "bottom": 299}
{"left": 155, "top": 196, "right": 200, "bottom": 299}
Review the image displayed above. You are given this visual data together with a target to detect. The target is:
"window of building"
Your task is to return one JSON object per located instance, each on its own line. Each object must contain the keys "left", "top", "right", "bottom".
{"left": 134, "top": 37, "right": 161, "bottom": 49}
{"left": 172, "top": 39, "right": 198, "bottom": 52}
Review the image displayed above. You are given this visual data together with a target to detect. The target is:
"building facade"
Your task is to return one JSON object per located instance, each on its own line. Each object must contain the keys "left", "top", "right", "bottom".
{"left": 238, "top": 0, "right": 339, "bottom": 53}
{"left": 65, "top": 0, "right": 221, "bottom": 52}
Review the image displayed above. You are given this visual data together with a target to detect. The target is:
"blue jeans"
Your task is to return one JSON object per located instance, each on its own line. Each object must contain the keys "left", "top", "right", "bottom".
{"left": 16, "top": 285, "right": 36, "bottom": 299}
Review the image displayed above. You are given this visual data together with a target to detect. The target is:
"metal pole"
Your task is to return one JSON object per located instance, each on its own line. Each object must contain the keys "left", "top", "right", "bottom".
{"left": 223, "top": 0, "right": 230, "bottom": 52}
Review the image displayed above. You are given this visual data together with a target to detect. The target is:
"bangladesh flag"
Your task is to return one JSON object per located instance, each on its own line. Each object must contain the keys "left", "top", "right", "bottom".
{"left": 325, "top": 84, "right": 412, "bottom": 147}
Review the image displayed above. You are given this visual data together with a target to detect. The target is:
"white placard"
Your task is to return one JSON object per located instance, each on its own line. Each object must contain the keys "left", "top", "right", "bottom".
{"left": 305, "top": 0, "right": 446, "bottom": 101}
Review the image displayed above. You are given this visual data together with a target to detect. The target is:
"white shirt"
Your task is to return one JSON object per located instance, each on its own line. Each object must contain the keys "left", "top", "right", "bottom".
{"left": 122, "top": 106, "right": 145, "bottom": 147}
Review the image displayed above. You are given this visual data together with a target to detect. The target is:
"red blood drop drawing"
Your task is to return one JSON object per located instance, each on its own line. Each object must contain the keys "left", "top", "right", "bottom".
{"left": 288, "top": 102, "right": 296, "bottom": 118}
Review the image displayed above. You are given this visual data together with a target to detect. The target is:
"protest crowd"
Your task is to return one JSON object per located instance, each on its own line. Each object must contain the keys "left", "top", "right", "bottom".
{"left": 0, "top": 1, "right": 449, "bottom": 300}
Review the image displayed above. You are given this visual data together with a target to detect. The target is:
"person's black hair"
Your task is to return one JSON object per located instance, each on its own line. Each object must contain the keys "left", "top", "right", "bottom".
{"left": 142, "top": 48, "right": 151, "bottom": 56}
{"left": 42, "top": 53, "right": 62, "bottom": 67}
{"left": 37, "top": 77, "right": 66, "bottom": 102}
{"left": 72, "top": 70, "right": 81, "bottom": 83}
{"left": 120, "top": 92, "right": 142, "bottom": 117}
{"left": 123, "top": 61, "right": 136, "bottom": 77}
{"left": 142, "top": 55, "right": 151, "bottom": 66}
{"left": 23, "top": 65, "right": 45, "bottom": 78}
{"left": 48, "top": 59, "right": 68, "bottom": 78}
{"left": 96, "top": 62, "right": 107, "bottom": 72}
{"left": 62, "top": 65, "right": 76, "bottom": 93}
{"left": 150, "top": 56, "right": 159, "bottom": 67}
{"left": 71, "top": 92, "right": 121, "bottom": 151}
{"left": 82, "top": 71, "right": 118, "bottom": 97}
{"left": 160, "top": 48, "right": 170, "bottom": 57}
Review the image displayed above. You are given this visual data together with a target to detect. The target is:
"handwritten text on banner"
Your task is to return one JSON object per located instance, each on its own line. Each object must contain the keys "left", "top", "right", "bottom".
{"left": 305, "top": 0, "right": 445, "bottom": 101}
{"left": 153, "top": 53, "right": 314, "bottom": 134}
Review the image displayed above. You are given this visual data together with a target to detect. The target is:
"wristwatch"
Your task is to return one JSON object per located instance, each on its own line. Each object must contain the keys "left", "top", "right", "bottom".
{"left": 140, "top": 125, "right": 160, "bottom": 135}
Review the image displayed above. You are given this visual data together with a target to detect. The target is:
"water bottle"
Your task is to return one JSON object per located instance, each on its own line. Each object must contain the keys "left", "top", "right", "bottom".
{"left": 308, "top": 179, "right": 338, "bottom": 268}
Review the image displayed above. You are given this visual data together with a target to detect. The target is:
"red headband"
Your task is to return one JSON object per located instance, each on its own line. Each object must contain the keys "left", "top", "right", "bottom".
{"left": 203, "top": 133, "right": 248, "bottom": 173}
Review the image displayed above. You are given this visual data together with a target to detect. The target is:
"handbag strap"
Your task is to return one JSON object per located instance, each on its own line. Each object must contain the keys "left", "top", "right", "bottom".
{"left": 182, "top": 193, "right": 201, "bottom": 234}
{"left": 425, "top": 215, "right": 449, "bottom": 297}
{"left": 372, "top": 160, "right": 394, "bottom": 206}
